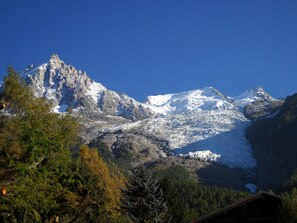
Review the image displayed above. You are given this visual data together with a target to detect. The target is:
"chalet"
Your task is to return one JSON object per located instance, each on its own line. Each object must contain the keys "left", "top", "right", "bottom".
{"left": 192, "top": 192, "right": 282, "bottom": 223}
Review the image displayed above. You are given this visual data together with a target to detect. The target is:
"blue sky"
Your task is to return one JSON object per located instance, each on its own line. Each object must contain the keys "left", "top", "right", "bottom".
{"left": 0, "top": 0, "right": 297, "bottom": 101}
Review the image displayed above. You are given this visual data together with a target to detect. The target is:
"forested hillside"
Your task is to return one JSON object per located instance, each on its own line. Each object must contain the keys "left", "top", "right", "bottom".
{"left": 154, "top": 165, "right": 249, "bottom": 223}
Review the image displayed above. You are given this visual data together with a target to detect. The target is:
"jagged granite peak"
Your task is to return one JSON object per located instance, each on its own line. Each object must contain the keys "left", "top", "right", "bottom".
{"left": 252, "top": 87, "right": 274, "bottom": 101}
{"left": 22, "top": 55, "right": 153, "bottom": 120}
{"left": 50, "top": 53, "right": 61, "bottom": 61}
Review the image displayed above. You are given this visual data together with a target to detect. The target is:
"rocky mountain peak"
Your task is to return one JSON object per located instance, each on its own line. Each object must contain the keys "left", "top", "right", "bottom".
{"left": 234, "top": 87, "right": 274, "bottom": 107}
{"left": 49, "top": 54, "right": 63, "bottom": 69}
{"left": 21, "top": 55, "right": 153, "bottom": 120}
{"left": 23, "top": 55, "right": 92, "bottom": 102}
{"left": 49, "top": 54, "right": 61, "bottom": 63}
{"left": 50, "top": 54, "right": 60, "bottom": 60}
{"left": 205, "top": 86, "right": 225, "bottom": 98}
{"left": 48, "top": 54, "right": 65, "bottom": 71}
{"left": 252, "top": 87, "right": 273, "bottom": 101}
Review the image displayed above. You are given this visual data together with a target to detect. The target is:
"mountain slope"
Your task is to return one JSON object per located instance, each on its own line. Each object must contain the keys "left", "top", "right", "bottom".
{"left": 93, "top": 86, "right": 277, "bottom": 169}
{"left": 246, "top": 93, "right": 297, "bottom": 191}
{"left": 22, "top": 55, "right": 153, "bottom": 121}
{"left": 118, "top": 87, "right": 274, "bottom": 169}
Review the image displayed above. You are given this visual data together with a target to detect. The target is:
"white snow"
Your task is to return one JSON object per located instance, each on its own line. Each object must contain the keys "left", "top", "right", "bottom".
{"left": 38, "top": 63, "right": 48, "bottom": 71}
{"left": 147, "top": 94, "right": 174, "bottom": 114}
{"left": 44, "top": 88, "right": 57, "bottom": 100}
{"left": 139, "top": 86, "right": 269, "bottom": 169}
{"left": 87, "top": 82, "right": 107, "bottom": 103}
{"left": 172, "top": 119, "right": 257, "bottom": 169}
{"left": 179, "top": 150, "right": 221, "bottom": 162}
{"left": 146, "top": 87, "right": 234, "bottom": 115}
{"left": 234, "top": 87, "right": 272, "bottom": 107}
{"left": 135, "top": 109, "right": 257, "bottom": 169}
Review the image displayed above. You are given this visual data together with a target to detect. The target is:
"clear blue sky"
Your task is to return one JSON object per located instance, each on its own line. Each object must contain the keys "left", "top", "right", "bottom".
{"left": 0, "top": 0, "right": 297, "bottom": 101}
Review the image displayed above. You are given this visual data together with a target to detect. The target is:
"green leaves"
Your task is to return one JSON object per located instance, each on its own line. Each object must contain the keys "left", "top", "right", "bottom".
{"left": 0, "top": 67, "right": 79, "bottom": 222}
{"left": 0, "top": 67, "right": 79, "bottom": 165}
{"left": 0, "top": 66, "right": 131, "bottom": 222}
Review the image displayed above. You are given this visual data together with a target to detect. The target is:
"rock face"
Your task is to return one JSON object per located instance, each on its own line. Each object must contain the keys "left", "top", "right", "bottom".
{"left": 244, "top": 99, "right": 284, "bottom": 120}
{"left": 22, "top": 55, "right": 153, "bottom": 120}
{"left": 246, "top": 93, "right": 297, "bottom": 191}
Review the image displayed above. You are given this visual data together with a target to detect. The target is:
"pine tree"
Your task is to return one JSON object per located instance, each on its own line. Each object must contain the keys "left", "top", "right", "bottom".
{"left": 120, "top": 165, "right": 171, "bottom": 223}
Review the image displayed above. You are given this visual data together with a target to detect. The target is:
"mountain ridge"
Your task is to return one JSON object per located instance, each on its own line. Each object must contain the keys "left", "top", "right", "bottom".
{"left": 22, "top": 54, "right": 153, "bottom": 121}
{"left": 5, "top": 55, "right": 281, "bottom": 171}
{"left": 21, "top": 55, "right": 275, "bottom": 117}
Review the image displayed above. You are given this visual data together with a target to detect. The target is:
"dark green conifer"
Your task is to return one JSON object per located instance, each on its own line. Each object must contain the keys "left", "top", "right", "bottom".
{"left": 121, "top": 165, "right": 171, "bottom": 223}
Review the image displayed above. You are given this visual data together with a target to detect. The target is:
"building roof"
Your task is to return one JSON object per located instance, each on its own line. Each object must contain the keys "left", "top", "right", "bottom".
{"left": 192, "top": 192, "right": 282, "bottom": 223}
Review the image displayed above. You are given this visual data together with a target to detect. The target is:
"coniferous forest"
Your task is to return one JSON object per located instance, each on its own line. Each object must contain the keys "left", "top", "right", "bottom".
{"left": 1, "top": 67, "right": 297, "bottom": 222}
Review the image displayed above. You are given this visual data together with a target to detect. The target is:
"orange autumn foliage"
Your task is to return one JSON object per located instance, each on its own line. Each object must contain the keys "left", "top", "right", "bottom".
{"left": 79, "top": 144, "right": 125, "bottom": 213}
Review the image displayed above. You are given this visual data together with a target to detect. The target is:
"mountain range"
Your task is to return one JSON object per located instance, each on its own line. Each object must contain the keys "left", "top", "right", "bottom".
{"left": 5, "top": 54, "right": 286, "bottom": 190}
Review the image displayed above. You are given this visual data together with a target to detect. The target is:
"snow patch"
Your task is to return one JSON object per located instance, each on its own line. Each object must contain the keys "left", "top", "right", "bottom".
{"left": 38, "top": 63, "right": 48, "bottom": 71}
{"left": 179, "top": 150, "right": 221, "bottom": 162}
{"left": 44, "top": 88, "right": 57, "bottom": 100}
{"left": 87, "top": 82, "right": 107, "bottom": 102}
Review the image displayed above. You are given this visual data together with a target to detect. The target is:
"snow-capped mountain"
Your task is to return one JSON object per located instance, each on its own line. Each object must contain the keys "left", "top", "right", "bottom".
{"left": 96, "top": 85, "right": 277, "bottom": 169}
{"left": 17, "top": 55, "right": 280, "bottom": 170}
{"left": 128, "top": 87, "right": 276, "bottom": 169}
{"left": 22, "top": 55, "right": 153, "bottom": 121}
{"left": 234, "top": 87, "right": 274, "bottom": 107}
{"left": 147, "top": 87, "right": 234, "bottom": 115}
